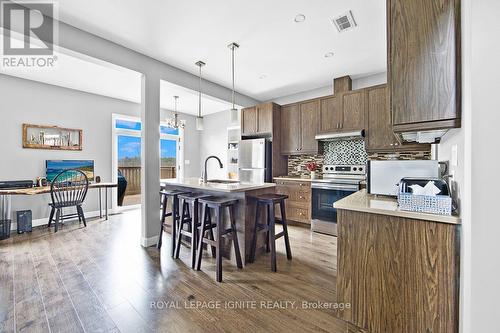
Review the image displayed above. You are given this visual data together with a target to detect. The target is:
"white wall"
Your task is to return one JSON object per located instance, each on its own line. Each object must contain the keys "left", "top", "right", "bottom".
{"left": 199, "top": 110, "right": 233, "bottom": 180}
{"left": 0, "top": 74, "right": 200, "bottom": 223}
{"left": 469, "top": 0, "right": 500, "bottom": 331}
{"left": 271, "top": 72, "right": 387, "bottom": 105}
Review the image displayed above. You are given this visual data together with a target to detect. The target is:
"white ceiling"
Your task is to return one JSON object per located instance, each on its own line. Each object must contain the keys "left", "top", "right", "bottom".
{"left": 0, "top": 45, "right": 239, "bottom": 116}
{"left": 56, "top": 0, "right": 387, "bottom": 101}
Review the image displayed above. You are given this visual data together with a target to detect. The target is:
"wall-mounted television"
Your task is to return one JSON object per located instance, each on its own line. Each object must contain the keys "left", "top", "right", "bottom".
{"left": 46, "top": 160, "right": 95, "bottom": 183}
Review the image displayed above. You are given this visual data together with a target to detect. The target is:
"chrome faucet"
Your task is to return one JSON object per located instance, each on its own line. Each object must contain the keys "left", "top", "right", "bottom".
{"left": 202, "top": 156, "right": 223, "bottom": 183}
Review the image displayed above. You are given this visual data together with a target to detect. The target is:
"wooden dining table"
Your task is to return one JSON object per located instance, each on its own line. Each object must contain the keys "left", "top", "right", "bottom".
{"left": 0, "top": 182, "right": 118, "bottom": 222}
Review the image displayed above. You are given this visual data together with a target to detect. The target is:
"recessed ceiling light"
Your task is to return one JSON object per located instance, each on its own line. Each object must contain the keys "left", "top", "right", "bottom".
{"left": 324, "top": 52, "right": 334, "bottom": 58}
{"left": 259, "top": 74, "right": 268, "bottom": 79}
{"left": 294, "top": 14, "right": 306, "bottom": 23}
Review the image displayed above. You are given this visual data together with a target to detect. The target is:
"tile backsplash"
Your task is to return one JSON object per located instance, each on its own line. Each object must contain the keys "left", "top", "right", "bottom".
{"left": 323, "top": 139, "right": 368, "bottom": 165}
{"left": 286, "top": 139, "right": 431, "bottom": 177}
{"left": 288, "top": 154, "right": 324, "bottom": 177}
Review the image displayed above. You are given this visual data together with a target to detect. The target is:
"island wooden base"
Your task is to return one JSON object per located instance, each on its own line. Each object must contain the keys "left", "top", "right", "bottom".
{"left": 336, "top": 209, "right": 459, "bottom": 333}
{"left": 163, "top": 185, "right": 275, "bottom": 266}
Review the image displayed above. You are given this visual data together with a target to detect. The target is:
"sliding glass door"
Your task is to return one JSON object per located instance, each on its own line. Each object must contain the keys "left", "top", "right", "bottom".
{"left": 113, "top": 116, "right": 182, "bottom": 207}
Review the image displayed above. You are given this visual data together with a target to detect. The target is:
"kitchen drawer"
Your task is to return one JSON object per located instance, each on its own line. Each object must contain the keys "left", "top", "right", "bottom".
{"left": 275, "top": 180, "right": 311, "bottom": 191}
{"left": 288, "top": 191, "right": 311, "bottom": 204}
{"left": 275, "top": 203, "right": 310, "bottom": 224}
{"left": 287, "top": 207, "right": 310, "bottom": 224}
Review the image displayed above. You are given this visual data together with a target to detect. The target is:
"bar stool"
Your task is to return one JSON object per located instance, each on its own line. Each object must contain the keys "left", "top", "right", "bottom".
{"left": 250, "top": 194, "right": 292, "bottom": 272}
{"left": 196, "top": 196, "right": 243, "bottom": 282}
{"left": 157, "top": 189, "right": 190, "bottom": 257}
{"left": 174, "top": 193, "right": 211, "bottom": 268}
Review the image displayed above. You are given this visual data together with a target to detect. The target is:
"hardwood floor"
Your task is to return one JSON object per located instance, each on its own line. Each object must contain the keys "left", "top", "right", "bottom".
{"left": 0, "top": 209, "right": 348, "bottom": 333}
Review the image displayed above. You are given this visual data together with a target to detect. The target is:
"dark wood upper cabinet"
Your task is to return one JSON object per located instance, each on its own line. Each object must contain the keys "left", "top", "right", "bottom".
{"left": 389, "top": 0, "right": 461, "bottom": 132}
{"left": 256, "top": 103, "right": 273, "bottom": 134}
{"left": 241, "top": 106, "right": 257, "bottom": 135}
{"left": 299, "top": 100, "right": 319, "bottom": 154}
{"left": 366, "top": 85, "right": 394, "bottom": 151}
{"left": 319, "top": 96, "right": 342, "bottom": 133}
{"left": 341, "top": 90, "right": 366, "bottom": 131}
{"left": 366, "top": 85, "right": 431, "bottom": 152}
{"left": 281, "top": 104, "right": 301, "bottom": 154}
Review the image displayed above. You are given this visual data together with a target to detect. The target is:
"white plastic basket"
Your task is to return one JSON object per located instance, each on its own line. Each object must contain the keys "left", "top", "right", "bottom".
{"left": 398, "top": 193, "right": 452, "bottom": 216}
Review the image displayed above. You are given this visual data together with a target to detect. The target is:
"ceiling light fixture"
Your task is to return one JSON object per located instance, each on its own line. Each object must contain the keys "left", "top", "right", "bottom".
{"left": 294, "top": 14, "right": 306, "bottom": 23}
{"left": 195, "top": 60, "right": 206, "bottom": 131}
{"left": 228, "top": 42, "right": 240, "bottom": 126}
{"left": 166, "top": 95, "right": 182, "bottom": 129}
{"left": 324, "top": 52, "right": 334, "bottom": 58}
{"left": 259, "top": 74, "right": 268, "bottom": 79}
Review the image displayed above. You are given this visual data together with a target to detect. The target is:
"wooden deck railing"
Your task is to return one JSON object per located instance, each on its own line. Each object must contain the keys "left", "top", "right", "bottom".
{"left": 118, "top": 166, "right": 176, "bottom": 195}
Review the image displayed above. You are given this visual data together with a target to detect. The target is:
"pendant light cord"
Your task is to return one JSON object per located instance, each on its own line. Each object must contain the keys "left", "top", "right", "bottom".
{"left": 231, "top": 46, "right": 235, "bottom": 109}
{"left": 198, "top": 64, "right": 202, "bottom": 118}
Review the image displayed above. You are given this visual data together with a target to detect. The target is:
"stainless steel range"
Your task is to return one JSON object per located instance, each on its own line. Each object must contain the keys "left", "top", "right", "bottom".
{"left": 311, "top": 164, "right": 366, "bottom": 236}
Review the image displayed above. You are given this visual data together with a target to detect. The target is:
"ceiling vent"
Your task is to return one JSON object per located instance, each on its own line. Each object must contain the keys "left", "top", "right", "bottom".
{"left": 332, "top": 10, "right": 357, "bottom": 32}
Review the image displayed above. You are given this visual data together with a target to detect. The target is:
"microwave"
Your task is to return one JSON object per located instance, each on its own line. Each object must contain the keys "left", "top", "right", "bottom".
{"left": 367, "top": 160, "right": 439, "bottom": 196}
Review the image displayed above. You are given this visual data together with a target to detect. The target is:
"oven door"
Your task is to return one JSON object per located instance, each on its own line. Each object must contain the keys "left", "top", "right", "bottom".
{"left": 311, "top": 183, "right": 359, "bottom": 235}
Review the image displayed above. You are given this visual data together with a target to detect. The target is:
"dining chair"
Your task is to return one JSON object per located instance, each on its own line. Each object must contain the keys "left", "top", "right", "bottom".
{"left": 48, "top": 169, "right": 89, "bottom": 232}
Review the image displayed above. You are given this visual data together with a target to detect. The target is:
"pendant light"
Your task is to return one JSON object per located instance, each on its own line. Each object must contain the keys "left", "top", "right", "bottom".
{"left": 166, "top": 95, "right": 180, "bottom": 129}
{"left": 228, "top": 42, "right": 240, "bottom": 125}
{"left": 195, "top": 60, "right": 206, "bottom": 131}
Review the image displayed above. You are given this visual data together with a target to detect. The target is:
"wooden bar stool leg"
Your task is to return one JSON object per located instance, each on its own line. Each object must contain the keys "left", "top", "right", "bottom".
{"left": 174, "top": 198, "right": 186, "bottom": 259}
{"left": 157, "top": 193, "right": 168, "bottom": 249}
{"left": 250, "top": 202, "right": 260, "bottom": 263}
{"left": 266, "top": 204, "right": 271, "bottom": 253}
{"left": 207, "top": 210, "right": 216, "bottom": 258}
{"left": 171, "top": 196, "right": 179, "bottom": 258}
{"left": 190, "top": 201, "right": 198, "bottom": 269}
{"left": 269, "top": 203, "right": 277, "bottom": 272}
{"left": 196, "top": 203, "right": 208, "bottom": 271}
{"left": 229, "top": 205, "right": 243, "bottom": 269}
{"left": 280, "top": 200, "right": 292, "bottom": 260}
{"left": 215, "top": 206, "right": 223, "bottom": 283}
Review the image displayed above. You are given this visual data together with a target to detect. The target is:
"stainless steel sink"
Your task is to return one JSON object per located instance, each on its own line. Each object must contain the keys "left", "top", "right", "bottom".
{"left": 207, "top": 179, "right": 240, "bottom": 184}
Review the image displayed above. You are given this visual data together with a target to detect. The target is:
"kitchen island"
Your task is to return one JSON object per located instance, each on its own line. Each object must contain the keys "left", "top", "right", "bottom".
{"left": 334, "top": 190, "right": 460, "bottom": 333}
{"left": 161, "top": 177, "right": 276, "bottom": 266}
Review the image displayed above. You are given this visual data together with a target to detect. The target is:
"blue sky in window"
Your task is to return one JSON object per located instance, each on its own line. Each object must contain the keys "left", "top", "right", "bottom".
{"left": 118, "top": 136, "right": 141, "bottom": 159}
{"left": 161, "top": 139, "right": 176, "bottom": 158}
{"left": 116, "top": 119, "right": 141, "bottom": 131}
{"left": 118, "top": 136, "right": 176, "bottom": 159}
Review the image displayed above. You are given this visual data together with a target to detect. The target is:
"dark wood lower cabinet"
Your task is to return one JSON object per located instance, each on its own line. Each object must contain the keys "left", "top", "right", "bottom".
{"left": 274, "top": 179, "right": 311, "bottom": 224}
{"left": 336, "top": 209, "right": 459, "bottom": 333}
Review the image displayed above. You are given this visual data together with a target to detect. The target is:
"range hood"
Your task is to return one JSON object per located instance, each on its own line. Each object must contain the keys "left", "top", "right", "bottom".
{"left": 396, "top": 129, "right": 449, "bottom": 144}
{"left": 315, "top": 130, "right": 365, "bottom": 141}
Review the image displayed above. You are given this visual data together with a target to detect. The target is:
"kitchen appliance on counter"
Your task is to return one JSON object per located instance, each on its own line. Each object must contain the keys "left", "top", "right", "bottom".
{"left": 311, "top": 164, "right": 366, "bottom": 236}
{"left": 238, "top": 138, "right": 272, "bottom": 183}
{"left": 367, "top": 160, "right": 439, "bottom": 196}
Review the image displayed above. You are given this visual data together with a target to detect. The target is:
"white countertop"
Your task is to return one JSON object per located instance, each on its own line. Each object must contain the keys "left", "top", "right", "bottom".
{"left": 161, "top": 177, "right": 276, "bottom": 193}
{"left": 334, "top": 189, "right": 461, "bottom": 225}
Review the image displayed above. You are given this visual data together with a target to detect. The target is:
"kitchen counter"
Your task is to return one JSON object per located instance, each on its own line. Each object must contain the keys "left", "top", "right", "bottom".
{"left": 334, "top": 189, "right": 460, "bottom": 224}
{"left": 161, "top": 177, "right": 275, "bottom": 193}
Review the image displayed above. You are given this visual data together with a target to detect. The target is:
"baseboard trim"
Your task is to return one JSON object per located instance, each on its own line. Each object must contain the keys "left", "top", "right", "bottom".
{"left": 141, "top": 235, "right": 159, "bottom": 248}
{"left": 10, "top": 209, "right": 118, "bottom": 231}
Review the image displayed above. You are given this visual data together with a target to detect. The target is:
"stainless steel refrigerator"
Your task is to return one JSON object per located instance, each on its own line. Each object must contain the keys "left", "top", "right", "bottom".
{"left": 238, "top": 138, "right": 272, "bottom": 184}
